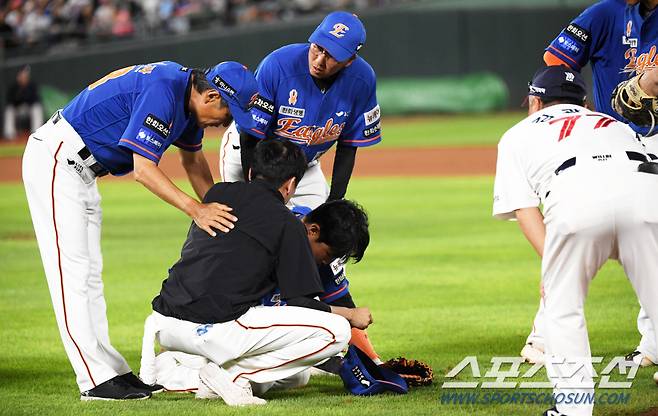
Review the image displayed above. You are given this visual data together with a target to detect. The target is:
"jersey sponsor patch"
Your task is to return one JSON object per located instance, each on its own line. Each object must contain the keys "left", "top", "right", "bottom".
{"left": 137, "top": 128, "right": 163, "bottom": 149}
{"left": 279, "top": 105, "right": 306, "bottom": 118}
{"left": 363, "top": 104, "right": 381, "bottom": 125}
{"left": 143, "top": 114, "right": 171, "bottom": 138}
{"left": 565, "top": 23, "right": 590, "bottom": 44}
{"left": 363, "top": 121, "right": 381, "bottom": 137}
{"left": 253, "top": 95, "right": 275, "bottom": 115}
{"left": 252, "top": 113, "right": 268, "bottom": 127}
{"left": 556, "top": 35, "right": 581, "bottom": 54}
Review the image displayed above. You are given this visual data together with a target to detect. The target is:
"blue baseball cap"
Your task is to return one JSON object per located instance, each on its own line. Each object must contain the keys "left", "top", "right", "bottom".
{"left": 205, "top": 61, "right": 258, "bottom": 131}
{"left": 339, "top": 345, "right": 408, "bottom": 396}
{"left": 308, "top": 11, "right": 366, "bottom": 63}
{"left": 528, "top": 65, "right": 587, "bottom": 102}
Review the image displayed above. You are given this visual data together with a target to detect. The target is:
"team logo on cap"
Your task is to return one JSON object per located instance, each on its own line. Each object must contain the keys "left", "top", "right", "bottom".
{"left": 212, "top": 75, "right": 236, "bottom": 97}
{"left": 329, "top": 23, "right": 349, "bottom": 38}
{"left": 289, "top": 89, "right": 298, "bottom": 106}
{"left": 565, "top": 72, "right": 575, "bottom": 82}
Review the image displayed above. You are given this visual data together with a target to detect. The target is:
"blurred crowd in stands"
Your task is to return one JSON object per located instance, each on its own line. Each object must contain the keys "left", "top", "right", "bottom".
{"left": 0, "top": 0, "right": 403, "bottom": 56}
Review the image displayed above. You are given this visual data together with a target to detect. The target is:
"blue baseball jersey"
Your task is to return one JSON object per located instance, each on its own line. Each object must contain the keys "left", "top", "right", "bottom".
{"left": 62, "top": 61, "right": 203, "bottom": 175}
{"left": 261, "top": 259, "right": 350, "bottom": 307}
{"left": 240, "top": 43, "right": 382, "bottom": 162}
{"left": 261, "top": 205, "right": 350, "bottom": 307}
{"left": 545, "top": 0, "right": 658, "bottom": 135}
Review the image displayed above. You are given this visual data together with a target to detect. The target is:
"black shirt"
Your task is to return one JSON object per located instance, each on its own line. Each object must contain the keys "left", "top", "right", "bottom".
{"left": 7, "top": 81, "right": 40, "bottom": 106}
{"left": 152, "top": 179, "right": 324, "bottom": 324}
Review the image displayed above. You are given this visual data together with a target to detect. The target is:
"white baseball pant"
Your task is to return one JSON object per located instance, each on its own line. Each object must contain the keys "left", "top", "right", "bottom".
{"left": 22, "top": 113, "right": 131, "bottom": 392}
{"left": 219, "top": 122, "right": 329, "bottom": 209}
{"left": 142, "top": 350, "right": 310, "bottom": 395}
{"left": 635, "top": 306, "right": 657, "bottom": 363}
{"left": 541, "top": 165, "right": 658, "bottom": 416}
{"left": 141, "top": 306, "right": 349, "bottom": 390}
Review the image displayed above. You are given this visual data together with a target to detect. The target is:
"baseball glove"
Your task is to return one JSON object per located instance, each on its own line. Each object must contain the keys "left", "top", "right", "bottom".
{"left": 382, "top": 357, "right": 433, "bottom": 387}
{"left": 611, "top": 73, "right": 658, "bottom": 128}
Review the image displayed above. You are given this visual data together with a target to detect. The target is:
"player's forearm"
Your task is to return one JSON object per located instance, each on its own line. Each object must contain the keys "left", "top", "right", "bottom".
{"left": 133, "top": 154, "right": 199, "bottom": 217}
{"left": 639, "top": 68, "right": 658, "bottom": 96}
{"left": 515, "top": 207, "right": 545, "bottom": 257}
{"left": 179, "top": 149, "right": 214, "bottom": 200}
{"left": 328, "top": 144, "right": 357, "bottom": 200}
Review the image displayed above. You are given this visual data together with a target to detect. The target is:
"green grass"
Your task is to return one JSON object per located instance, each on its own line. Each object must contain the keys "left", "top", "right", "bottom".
{"left": 0, "top": 112, "right": 525, "bottom": 159}
{"left": 0, "top": 177, "right": 654, "bottom": 415}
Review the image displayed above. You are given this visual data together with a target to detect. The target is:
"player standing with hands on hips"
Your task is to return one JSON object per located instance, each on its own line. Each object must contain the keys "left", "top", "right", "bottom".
{"left": 22, "top": 61, "right": 258, "bottom": 400}
{"left": 220, "top": 11, "right": 382, "bottom": 209}
{"left": 493, "top": 65, "right": 658, "bottom": 416}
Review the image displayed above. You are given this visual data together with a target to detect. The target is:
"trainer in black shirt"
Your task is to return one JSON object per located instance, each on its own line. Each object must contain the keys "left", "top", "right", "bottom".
{"left": 143, "top": 138, "right": 353, "bottom": 406}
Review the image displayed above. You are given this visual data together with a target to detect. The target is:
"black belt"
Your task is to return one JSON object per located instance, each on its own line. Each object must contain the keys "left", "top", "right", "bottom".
{"left": 52, "top": 111, "right": 109, "bottom": 178}
{"left": 554, "top": 151, "right": 649, "bottom": 176}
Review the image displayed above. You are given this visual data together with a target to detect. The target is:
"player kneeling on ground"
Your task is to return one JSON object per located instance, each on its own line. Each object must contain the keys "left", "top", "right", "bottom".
{"left": 139, "top": 139, "right": 369, "bottom": 406}
{"left": 139, "top": 198, "right": 375, "bottom": 397}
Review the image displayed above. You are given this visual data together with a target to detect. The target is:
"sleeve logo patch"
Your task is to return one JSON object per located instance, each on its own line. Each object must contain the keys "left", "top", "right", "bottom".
{"left": 137, "top": 128, "right": 163, "bottom": 149}
{"left": 143, "top": 114, "right": 171, "bottom": 138}
{"left": 557, "top": 35, "right": 581, "bottom": 54}
{"left": 363, "top": 122, "right": 381, "bottom": 137}
{"left": 279, "top": 105, "right": 305, "bottom": 118}
{"left": 565, "top": 23, "right": 590, "bottom": 44}
{"left": 253, "top": 95, "right": 275, "bottom": 115}
{"left": 363, "top": 104, "right": 381, "bottom": 125}
{"left": 212, "top": 76, "right": 236, "bottom": 97}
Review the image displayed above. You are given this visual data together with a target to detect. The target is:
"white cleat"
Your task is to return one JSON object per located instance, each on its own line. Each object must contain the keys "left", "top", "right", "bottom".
{"left": 198, "top": 363, "right": 266, "bottom": 406}
{"left": 195, "top": 379, "right": 219, "bottom": 399}
{"left": 653, "top": 371, "right": 658, "bottom": 385}
{"left": 521, "top": 343, "right": 545, "bottom": 365}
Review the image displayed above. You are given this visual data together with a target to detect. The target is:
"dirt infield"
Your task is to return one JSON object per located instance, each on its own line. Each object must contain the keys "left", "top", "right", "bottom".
{"left": 0, "top": 145, "right": 495, "bottom": 183}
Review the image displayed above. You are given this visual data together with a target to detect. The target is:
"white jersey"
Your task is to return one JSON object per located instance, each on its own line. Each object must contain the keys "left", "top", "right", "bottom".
{"left": 493, "top": 104, "right": 644, "bottom": 220}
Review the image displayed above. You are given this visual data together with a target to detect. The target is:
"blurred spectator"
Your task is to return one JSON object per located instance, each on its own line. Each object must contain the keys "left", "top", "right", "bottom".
{"left": 0, "top": 0, "right": 410, "bottom": 55}
{"left": 3, "top": 65, "right": 43, "bottom": 140}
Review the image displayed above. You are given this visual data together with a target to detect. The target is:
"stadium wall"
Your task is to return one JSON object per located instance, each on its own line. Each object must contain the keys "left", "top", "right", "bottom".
{"left": 0, "top": 5, "right": 589, "bottom": 112}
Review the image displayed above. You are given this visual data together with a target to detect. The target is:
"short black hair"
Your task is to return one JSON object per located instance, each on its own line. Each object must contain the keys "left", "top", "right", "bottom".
{"left": 191, "top": 68, "right": 228, "bottom": 108}
{"left": 304, "top": 199, "right": 370, "bottom": 263}
{"left": 251, "top": 139, "right": 307, "bottom": 188}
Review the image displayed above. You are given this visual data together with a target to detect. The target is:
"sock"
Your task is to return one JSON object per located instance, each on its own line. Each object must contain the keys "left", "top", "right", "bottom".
{"left": 350, "top": 328, "right": 381, "bottom": 364}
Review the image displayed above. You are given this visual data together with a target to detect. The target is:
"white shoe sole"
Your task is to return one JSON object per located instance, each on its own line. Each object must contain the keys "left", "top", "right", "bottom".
{"left": 521, "top": 344, "right": 545, "bottom": 365}
{"left": 80, "top": 395, "right": 150, "bottom": 401}
{"left": 199, "top": 363, "right": 266, "bottom": 406}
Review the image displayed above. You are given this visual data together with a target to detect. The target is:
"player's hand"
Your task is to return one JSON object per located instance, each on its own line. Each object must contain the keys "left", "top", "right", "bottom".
{"left": 191, "top": 201, "right": 237, "bottom": 237}
{"left": 348, "top": 307, "right": 373, "bottom": 329}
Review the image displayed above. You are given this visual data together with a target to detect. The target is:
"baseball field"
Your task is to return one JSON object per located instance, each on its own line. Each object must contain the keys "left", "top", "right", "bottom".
{"left": 1, "top": 113, "right": 656, "bottom": 416}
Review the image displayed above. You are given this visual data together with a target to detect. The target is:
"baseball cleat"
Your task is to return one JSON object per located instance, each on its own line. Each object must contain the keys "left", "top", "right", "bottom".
{"left": 653, "top": 371, "right": 658, "bottom": 385}
{"left": 309, "top": 355, "right": 343, "bottom": 377}
{"left": 195, "top": 378, "right": 219, "bottom": 399}
{"left": 521, "top": 343, "right": 545, "bottom": 365}
{"left": 624, "top": 350, "right": 655, "bottom": 367}
{"left": 80, "top": 375, "right": 151, "bottom": 401}
{"left": 198, "top": 363, "right": 266, "bottom": 406}
{"left": 542, "top": 406, "right": 570, "bottom": 416}
{"left": 120, "top": 372, "right": 165, "bottom": 393}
